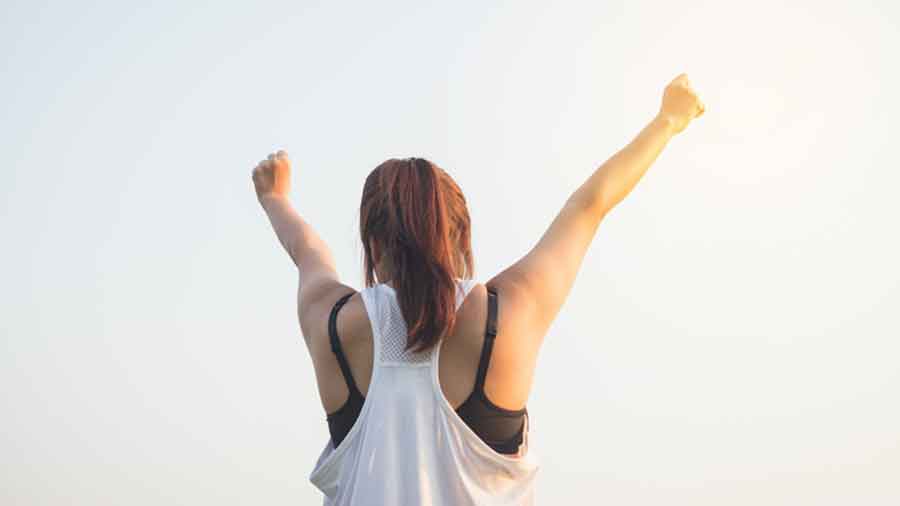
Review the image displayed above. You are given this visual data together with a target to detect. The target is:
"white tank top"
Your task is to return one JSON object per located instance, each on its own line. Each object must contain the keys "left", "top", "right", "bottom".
{"left": 308, "top": 278, "right": 540, "bottom": 505}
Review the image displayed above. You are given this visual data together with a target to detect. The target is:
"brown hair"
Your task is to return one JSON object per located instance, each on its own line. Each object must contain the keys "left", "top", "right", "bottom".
{"left": 360, "top": 157, "right": 474, "bottom": 353}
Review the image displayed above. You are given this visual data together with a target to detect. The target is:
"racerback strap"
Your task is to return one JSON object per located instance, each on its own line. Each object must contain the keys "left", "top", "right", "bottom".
{"left": 328, "top": 291, "right": 364, "bottom": 400}
{"left": 473, "top": 286, "right": 498, "bottom": 390}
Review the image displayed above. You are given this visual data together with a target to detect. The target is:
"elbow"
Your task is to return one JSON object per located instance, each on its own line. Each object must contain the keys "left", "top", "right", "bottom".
{"left": 567, "top": 189, "right": 611, "bottom": 220}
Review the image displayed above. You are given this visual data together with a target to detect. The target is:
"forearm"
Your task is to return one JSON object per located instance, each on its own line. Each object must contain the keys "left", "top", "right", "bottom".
{"left": 260, "top": 194, "right": 336, "bottom": 272}
{"left": 571, "top": 114, "right": 676, "bottom": 216}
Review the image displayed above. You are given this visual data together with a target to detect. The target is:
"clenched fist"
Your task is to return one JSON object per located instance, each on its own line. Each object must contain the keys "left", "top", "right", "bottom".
{"left": 658, "top": 73, "right": 705, "bottom": 135}
{"left": 252, "top": 149, "right": 291, "bottom": 203}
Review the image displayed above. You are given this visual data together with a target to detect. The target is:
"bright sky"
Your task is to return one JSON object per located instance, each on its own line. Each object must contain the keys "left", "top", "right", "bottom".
{"left": 2, "top": 1, "right": 899, "bottom": 504}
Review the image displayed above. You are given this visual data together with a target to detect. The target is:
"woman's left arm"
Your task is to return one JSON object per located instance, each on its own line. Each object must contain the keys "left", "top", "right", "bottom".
{"left": 252, "top": 151, "right": 348, "bottom": 340}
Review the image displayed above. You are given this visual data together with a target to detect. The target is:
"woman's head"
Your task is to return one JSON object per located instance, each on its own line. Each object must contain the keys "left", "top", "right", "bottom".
{"left": 360, "top": 157, "right": 474, "bottom": 353}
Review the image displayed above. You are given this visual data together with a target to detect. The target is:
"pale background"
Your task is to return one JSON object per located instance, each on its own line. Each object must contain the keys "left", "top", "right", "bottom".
{"left": 2, "top": 1, "right": 898, "bottom": 504}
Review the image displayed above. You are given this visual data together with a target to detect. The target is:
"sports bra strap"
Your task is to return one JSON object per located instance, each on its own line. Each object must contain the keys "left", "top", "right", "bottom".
{"left": 473, "top": 286, "right": 498, "bottom": 389}
{"left": 328, "top": 291, "right": 363, "bottom": 399}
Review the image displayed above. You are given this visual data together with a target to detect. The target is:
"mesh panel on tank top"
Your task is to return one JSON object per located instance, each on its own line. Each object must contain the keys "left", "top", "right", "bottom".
{"left": 378, "top": 286, "right": 435, "bottom": 365}
{"left": 377, "top": 282, "right": 473, "bottom": 365}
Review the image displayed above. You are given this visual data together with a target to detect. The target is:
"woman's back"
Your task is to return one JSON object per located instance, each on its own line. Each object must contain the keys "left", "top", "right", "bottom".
{"left": 308, "top": 278, "right": 540, "bottom": 505}
{"left": 315, "top": 281, "right": 537, "bottom": 433}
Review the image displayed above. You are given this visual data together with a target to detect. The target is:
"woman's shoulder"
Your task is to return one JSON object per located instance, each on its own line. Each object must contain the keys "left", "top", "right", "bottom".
{"left": 305, "top": 285, "right": 373, "bottom": 360}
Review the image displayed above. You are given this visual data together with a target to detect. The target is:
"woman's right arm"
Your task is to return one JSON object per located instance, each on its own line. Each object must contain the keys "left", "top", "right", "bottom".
{"left": 488, "top": 73, "right": 705, "bottom": 356}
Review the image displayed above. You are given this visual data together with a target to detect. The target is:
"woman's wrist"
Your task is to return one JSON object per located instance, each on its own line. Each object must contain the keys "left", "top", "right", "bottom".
{"left": 259, "top": 192, "right": 290, "bottom": 210}
{"left": 651, "top": 113, "right": 677, "bottom": 138}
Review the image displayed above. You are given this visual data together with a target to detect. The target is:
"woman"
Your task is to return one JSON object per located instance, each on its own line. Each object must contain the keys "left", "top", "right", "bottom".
{"left": 252, "top": 73, "right": 704, "bottom": 505}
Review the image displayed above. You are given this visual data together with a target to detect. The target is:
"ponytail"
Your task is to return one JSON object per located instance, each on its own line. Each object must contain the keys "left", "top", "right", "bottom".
{"left": 360, "top": 157, "right": 474, "bottom": 353}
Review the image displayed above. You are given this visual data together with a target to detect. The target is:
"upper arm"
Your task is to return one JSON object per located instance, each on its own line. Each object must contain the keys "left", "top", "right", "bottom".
{"left": 293, "top": 243, "right": 354, "bottom": 348}
{"left": 296, "top": 271, "right": 356, "bottom": 350}
{"left": 487, "top": 196, "right": 606, "bottom": 352}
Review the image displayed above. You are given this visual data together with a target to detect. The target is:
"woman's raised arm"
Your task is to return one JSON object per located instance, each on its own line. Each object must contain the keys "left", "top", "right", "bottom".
{"left": 252, "top": 151, "right": 346, "bottom": 337}
{"left": 487, "top": 73, "right": 705, "bottom": 357}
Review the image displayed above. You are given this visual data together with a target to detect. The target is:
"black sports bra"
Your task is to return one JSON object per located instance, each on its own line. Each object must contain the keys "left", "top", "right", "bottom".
{"left": 325, "top": 286, "right": 527, "bottom": 455}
